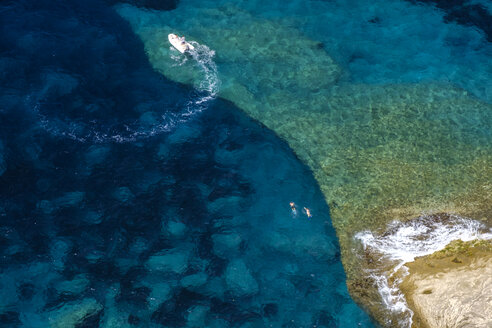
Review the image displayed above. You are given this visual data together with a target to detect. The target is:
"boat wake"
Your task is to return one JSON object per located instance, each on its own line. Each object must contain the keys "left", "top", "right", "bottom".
{"left": 355, "top": 214, "right": 492, "bottom": 327}
{"left": 178, "top": 41, "right": 220, "bottom": 111}
{"left": 33, "top": 41, "right": 219, "bottom": 143}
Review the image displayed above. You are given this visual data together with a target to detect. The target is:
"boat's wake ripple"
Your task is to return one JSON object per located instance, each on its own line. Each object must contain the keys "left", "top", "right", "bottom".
{"left": 33, "top": 41, "right": 219, "bottom": 143}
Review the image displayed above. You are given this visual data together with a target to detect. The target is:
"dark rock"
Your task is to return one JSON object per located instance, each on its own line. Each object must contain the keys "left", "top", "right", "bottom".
{"left": 0, "top": 311, "right": 21, "bottom": 326}
{"left": 368, "top": 17, "right": 381, "bottom": 24}
{"left": 151, "top": 288, "right": 206, "bottom": 327}
{"left": 117, "top": 286, "right": 151, "bottom": 307}
{"left": 316, "top": 312, "right": 336, "bottom": 327}
{"left": 17, "top": 282, "right": 36, "bottom": 301}
{"left": 106, "top": 0, "right": 179, "bottom": 12}
{"left": 128, "top": 314, "right": 140, "bottom": 325}
{"left": 44, "top": 290, "right": 80, "bottom": 311}
{"left": 408, "top": 0, "right": 492, "bottom": 42}
{"left": 262, "top": 303, "right": 278, "bottom": 318}
{"left": 74, "top": 307, "right": 104, "bottom": 328}
{"left": 210, "top": 297, "right": 261, "bottom": 324}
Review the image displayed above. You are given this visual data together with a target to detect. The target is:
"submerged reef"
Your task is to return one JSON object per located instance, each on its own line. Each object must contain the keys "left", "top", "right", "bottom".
{"left": 117, "top": 2, "right": 492, "bottom": 326}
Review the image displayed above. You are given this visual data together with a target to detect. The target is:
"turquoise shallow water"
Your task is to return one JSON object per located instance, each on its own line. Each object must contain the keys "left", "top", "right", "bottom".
{"left": 135, "top": 0, "right": 492, "bottom": 103}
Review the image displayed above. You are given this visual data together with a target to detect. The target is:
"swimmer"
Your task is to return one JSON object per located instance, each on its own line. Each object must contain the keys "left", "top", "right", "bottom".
{"left": 289, "top": 202, "right": 297, "bottom": 216}
{"left": 303, "top": 207, "right": 312, "bottom": 218}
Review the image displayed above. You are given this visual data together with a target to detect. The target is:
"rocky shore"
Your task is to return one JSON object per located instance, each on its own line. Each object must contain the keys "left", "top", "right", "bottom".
{"left": 400, "top": 240, "right": 492, "bottom": 328}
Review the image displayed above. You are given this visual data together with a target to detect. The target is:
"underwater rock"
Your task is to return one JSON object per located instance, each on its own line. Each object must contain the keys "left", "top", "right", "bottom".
{"left": 49, "top": 298, "right": 103, "bottom": 328}
{"left": 113, "top": 187, "right": 135, "bottom": 203}
{"left": 0, "top": 273, "right": 19, "bottom": 310}
{"left": 214, "top": 147, "right": 244, "bottom": 166}
{"left": 128, "top": 237, "right": 149, "bottom": 256}
{"left": 212, "top": 233, "right": 242, "bottom": 258}
{"left": 18, "top": 282, "right": 36, "bottom": 301}
{"left": 0, "top": 141, "right": 6, "bottom": 176}
{"left": 224, "top": 259, "right": 259, "bottom": 297}
{"left": 267, "top": 232, "right": 292, "bottom": 253}
{"left": 262, "top": 303, "right": 278, "bottom": 318}
{"left": 180, "top": 272, "right": 208, "bottom": 289}
{"left": 156, "top": 142, "right": 170, "bottom": 160}
{"left": 85, "top": 145, "right": 111, "bottom": 167}
{"left": 186, "top": 305, "right": 209, "bottom": 327}
{"left": 400, "top": 240, "right": 492, "bottom": 328}
{"left": 36, "top": 178, "right": 51, "bottom": 193}
{"left": 135, "top": 170, "right": 162, "bottom": 193}
{"left": 54, "top": 191, "right": 85, "bottom": 208}
{"left": 207, "top": 318, "right": 229, "bottom": 328}
{"left": 139, "top": 111, "right": 159, "bottom": 128}
{"left": 163, "top": 220, "right": 187, "bottom": 239}
{"left": 292, "top": 234, "right": 336, "bottom": 260}
{"left": 50, "top": 239, "right": 72, "bottom": 270}
{"left": 207, "top": 196, "right": 246, "bottom": 217}
{"left": 146, "top": 249, "right": 190, "bottom": 274}
{"left": 108, "top": 0, "right": 179, "bottom": 11}
{"left": 409, "top": 0, "right": 492, "bottom": 42}
{"left": 203, "top": 277, "right": 226, "bottom": 299}
{"left": 40, "top": 71, "right": 79, "bottom": 97}
{"left": 147, "top": 282, "right": 172, "bottom": 312}
{"left": 0, "top": 311, "right": 20, "bottom": 326}
{"left": 84, "top": 250, "right": 106, "bottom": 264}
{"left": 99, "top": 284, "right": 132, "bottom": 328}
{"left": 166, "top": 124, "right": 202, "bottom": 145}
{"left": 56, "top": 274, "right": 90, "bottom": 295}
{"left": 83, "top": 210, "right": 103, "bottom": 225}
{"left": 37, "top": 200, "right": 55, "bottom": 215}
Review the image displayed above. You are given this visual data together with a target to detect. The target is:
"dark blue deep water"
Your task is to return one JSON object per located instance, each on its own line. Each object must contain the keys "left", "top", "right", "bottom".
{"left": 0, "top": 0, "right": 376, "bottom": 327}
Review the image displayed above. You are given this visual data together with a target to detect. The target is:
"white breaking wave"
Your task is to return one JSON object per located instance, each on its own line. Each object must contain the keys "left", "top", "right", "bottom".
{"left": 34, "top": 41, "right": 219, "bottom": 143}
{"left": 355, "top": 214, "right": 492, "bottom": 327}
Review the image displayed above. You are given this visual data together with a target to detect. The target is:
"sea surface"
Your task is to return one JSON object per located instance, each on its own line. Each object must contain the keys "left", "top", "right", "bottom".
{"left": 0, "top": 0, "right": 491, "bottom": 327}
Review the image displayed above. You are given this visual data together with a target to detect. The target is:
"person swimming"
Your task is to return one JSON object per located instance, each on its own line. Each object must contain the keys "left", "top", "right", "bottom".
{"left": 290, "top": 202, "right": 297, "bottom": 216}
{"left": 303, "top": 207, "right": 312, "bottom": 218}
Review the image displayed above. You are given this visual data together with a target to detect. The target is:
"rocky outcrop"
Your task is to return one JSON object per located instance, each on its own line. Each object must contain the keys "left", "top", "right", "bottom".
{"left": 400, "top": 240, "right": 492, "bottom": 328}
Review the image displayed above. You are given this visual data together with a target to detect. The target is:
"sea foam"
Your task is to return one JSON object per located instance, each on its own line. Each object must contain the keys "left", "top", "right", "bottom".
{"left": 34, "top": 40, "right": 219, "bottom": 144}
{"left": 355, "top": 214, "right": 492, "bottom": 327}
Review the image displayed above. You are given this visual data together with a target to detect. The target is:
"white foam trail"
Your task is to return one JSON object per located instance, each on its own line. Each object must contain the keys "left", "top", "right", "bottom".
{"left": 185, "top": 41, "right": 220, "bottom": 106}
{"left": 33, "top": 41, "right": 219, "bottom": 143}
{"left": 355, "top": 214, "right": 492, "bottom": 327}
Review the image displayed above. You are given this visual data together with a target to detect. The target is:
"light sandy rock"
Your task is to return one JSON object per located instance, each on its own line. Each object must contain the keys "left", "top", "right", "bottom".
{"left": 401, "top": 241, "right": 492, "bottom": 328}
